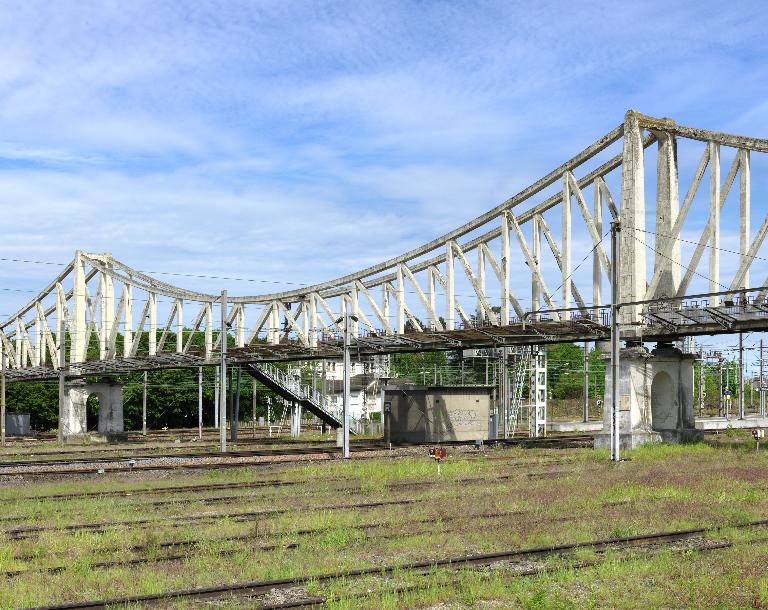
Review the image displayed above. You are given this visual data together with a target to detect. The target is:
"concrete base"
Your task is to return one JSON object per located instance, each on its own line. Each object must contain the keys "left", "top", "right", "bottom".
{"left": 548, "top": 421, "right": 603, "bottom": 433}
{"left": 696, "top": 416, "right": 768, "bottom": 431}
{"left": 595, "top": 343, "right": 699, "bottom": 449}
{"left": 594, "top": 430, "right": 662, "bottom": 450}
{"left": 63, "top": 432, "right": 129, "bottom": 444}
{"left": 655, "top": 427, "right": 703, "bottom": 443}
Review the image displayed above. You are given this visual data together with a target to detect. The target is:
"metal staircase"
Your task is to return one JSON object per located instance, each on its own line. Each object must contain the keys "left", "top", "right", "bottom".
{"left": 244, "top": 362, "right": 345, "bottom": 430}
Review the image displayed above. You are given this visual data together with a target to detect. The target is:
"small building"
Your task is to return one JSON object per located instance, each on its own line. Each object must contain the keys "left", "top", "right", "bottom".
{"left": 384, "top": 383, "right": 493, "bottom": 443}
{"left": 5, "top": 413, "right": 31, "bottom": 436}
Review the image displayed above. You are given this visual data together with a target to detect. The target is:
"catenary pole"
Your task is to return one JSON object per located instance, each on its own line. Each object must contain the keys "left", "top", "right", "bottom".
{"left": 342, "top": 313, "right": 351, "bottom": 459}
{"left": 761, "top": 340, "right": 765, "bottom": 418}
{"left": 610, "top": 220, "right": 621, "bottom": 462}
{"left": 197, "top": 366, "right": 203, "bottom": 440}
{"left": 739, "top": 333, "right": 744, "bottom": 420}
{"left": 57, "top": 315, "right": 65, "bottom": 443}
{"left": 583, "top": 341, "right": 589, "bottom": 422}
{"left": 1, "top": 348, "right": 5, "bottom": 447}
{"left": 142, "top": 371, "right": 148, "bottom": 436}
{"left": 220, "top": 290, "right": 228, "bottom": 453}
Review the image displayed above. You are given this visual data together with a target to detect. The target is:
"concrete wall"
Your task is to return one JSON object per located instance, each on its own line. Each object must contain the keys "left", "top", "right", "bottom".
{"left": 385, "top": 385, "right": 491, "bottom": 443}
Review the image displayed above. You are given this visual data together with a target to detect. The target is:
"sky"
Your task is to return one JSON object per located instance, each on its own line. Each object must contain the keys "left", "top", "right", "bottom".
{"left": 1, "top": 0, "right": 767, "bottom": 362}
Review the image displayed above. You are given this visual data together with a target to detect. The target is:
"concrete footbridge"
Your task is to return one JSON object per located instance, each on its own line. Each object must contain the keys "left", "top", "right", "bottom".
{"left": 3, "top": 110, "right": 768, "bottom": 446}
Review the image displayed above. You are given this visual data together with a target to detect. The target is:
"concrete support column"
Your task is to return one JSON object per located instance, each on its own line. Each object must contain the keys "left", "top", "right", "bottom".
{"left": 653, "top": 131, "right": 681, "bottom": 298}
{"left": 619, "top": 111, "right": 646, "bottom": 330}
{"left": 123, "top": 285, "right": 133, "bottom": 357}
{"left": 595, "top": 344, "right": 702, "bottom": 450}
{"left": 501, "top": 213, "right": 510, "bottom": 324}
{"left": 62, "top": 381, "right": 88, "bottom": 438}
{"left": 562, "top": 174, "right": 572, "bottom": 314}
{"left": 60, "top": 379, "right": 125, "bottom": 441}
{"left": 531, "top": 217, "right": 541, "bottom": 317}
{"left": 709, "top": 142, "right": 721, "bottom": 306}
{"left": 70, "top": 251, "right": 87, "bottom": 364}
{"left": 290, "top": 403, "right": 301, "bottom": 438}
{"left": 446, "top": 243, "right": 455, "bottom": 330}
{"left": 740, "top": 149, "right": 751, "bottom": 290}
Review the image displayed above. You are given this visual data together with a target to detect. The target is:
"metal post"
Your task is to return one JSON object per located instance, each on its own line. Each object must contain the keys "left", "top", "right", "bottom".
{"left": 219, "top": 290, "right": 227, "bottom": 453}
{"left": 214, "top": 367, "right": 220, "bottom": 427}
{"left": 227, "top": 364, "right": 234, "bottom": 439}
{"left": 610, "top": 220, "right": 621, "bottom": 462}
{"left": 761, "top": 340, "right": 765, "bottom": 418}
{"left": 739, "top": 333, "right": 744, "bottom": 420}
{"left": 142, "top": 370, "right": 147, "bottom": 436}
{"left": 1, "top": 349, "right": 6, "bottom": 447}
{"left": 197, "top": 367, "right": 203, "bottom": 440}
{"left": 233, "top": 366, "right": 241, "bottom": 442}
{"left": 582, "top": 341, "right": 589, "bottom": 422}
{"left": 719, "top": 358, "right": 723, "bottom": 417}
{"left": 252, "top": 382, "right": 257, "bottom": 438}
{"left": 342, "top": 313, "right": 351, "bottom": 459}
{"left": 57, "top": 315, "right": 65, "bottom": 443}
{"left": 699, "top": 356, "right": 704, "bottom": 417}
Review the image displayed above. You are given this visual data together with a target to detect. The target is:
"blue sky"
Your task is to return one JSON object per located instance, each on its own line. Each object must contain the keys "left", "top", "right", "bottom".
{"left": 1, "top": 0, "right": 767, "bottom": 360}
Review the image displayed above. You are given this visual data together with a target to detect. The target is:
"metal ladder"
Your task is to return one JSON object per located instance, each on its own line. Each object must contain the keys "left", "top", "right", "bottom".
{"left": 507, "top": 347, "right": 529, "bottom": 437}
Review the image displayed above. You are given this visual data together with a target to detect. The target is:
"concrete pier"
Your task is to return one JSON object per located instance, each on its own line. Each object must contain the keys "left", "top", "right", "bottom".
{"left": 595, "top": 343, "right": 702, "bottom": 450}
{"left": 60, "top": 379, "right": 124, "bottom": 441}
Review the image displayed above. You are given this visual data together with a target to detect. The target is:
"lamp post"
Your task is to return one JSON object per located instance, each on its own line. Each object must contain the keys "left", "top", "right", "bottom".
{"left": 610, "top": 220, "right": 621, "bottom": 462}
{"left": 335, "top": 313, "right": 358, "bottom": 459}
{"left": 219, "top": 290, "right": 228, "bottom": 453}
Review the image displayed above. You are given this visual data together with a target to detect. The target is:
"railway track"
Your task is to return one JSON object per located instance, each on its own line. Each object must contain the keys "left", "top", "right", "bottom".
{"left": 29, "top": 519, "right": 763, "bottom": 609}
{"left": 0, "top": 455, "right": 580, "bottom": 503}
{"left": 0, "top": 467, "right": 584, "bottom": 525}
{"left": 0, "top": 434, "right": 594, "bottom": 467}
{"left": 0, "top": 436, "right": 592, "bottom": 478}
{"left": 4, "top": 497, "right": 421, "bottom": 539}
{"left": 5, "top": 504, "right": 597, "bottom": 578}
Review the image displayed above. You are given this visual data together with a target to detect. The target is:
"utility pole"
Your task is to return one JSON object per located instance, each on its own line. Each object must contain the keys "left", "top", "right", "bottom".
{"left": 582, "top": 341, "right": 589, "bottom": 422}
{"left": 610, "top": 220, "right": 621, "bottom": 462}
{"left": 739, "top": 333, "right": 745, "bottom": 420}
{"left": 233, "top": 366, "right": 241, "bottom": 442}
{"left": 219, "top": 290, "right": 228, "bottom": 453}
{"left": 761, "top": 340, "right": 765, "bottom": 418}
{"left": 698, "top": 355, "right": 704, "bottom": 417}
{"left": 252, "top": 382, "right": 257, "bottom": 438}
{"left": 214, "top": 367, "right": 220, "bottom": 427}
{"left": 197, "top": 367, "right": 203, "bottom": 440}
{"left": 719, "top": 357, "right": 724, "bottom": 417}
{"left": 340, "top": 313, "right": 357, "bottom": 459}
{"left": 57, "top": 315, "right": 65, "bottom": 443}
{"left": 1, "top": 349, "right": 5, "bottom": 447}
{"left": 142, "top": 371, "right": 148, "bottom": 436}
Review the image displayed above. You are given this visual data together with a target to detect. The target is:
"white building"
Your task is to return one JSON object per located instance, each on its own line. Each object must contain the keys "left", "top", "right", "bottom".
{"left": 319, "top": 357, "right": 388, "bottom": 420}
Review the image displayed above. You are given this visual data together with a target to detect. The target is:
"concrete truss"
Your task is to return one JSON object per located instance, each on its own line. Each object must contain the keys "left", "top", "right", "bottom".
{"left": 3, "top": 111, "right": 768, "bottom": 380}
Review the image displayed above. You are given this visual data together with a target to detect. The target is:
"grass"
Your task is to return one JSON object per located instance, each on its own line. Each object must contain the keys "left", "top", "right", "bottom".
{"left": 0, "top": 442, "right": 767, "bottom": 607}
